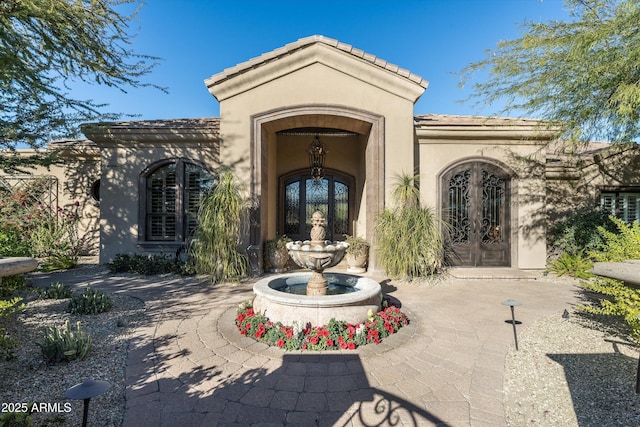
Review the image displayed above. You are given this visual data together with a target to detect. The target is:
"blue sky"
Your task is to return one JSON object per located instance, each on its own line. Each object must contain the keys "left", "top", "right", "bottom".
{"left": 76, "top": 0, "right": 571, "bottom": 121}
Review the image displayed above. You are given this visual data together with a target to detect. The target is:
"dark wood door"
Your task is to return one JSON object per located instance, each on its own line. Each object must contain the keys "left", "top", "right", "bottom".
{"left": 443, "top": 162, "right": 510, "bottom": 267}
{"left": 280, "top": 173, "right": 352, "bottom": 241}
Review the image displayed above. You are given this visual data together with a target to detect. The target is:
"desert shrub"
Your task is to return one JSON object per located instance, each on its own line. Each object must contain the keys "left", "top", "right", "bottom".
{"left": 580, "top": 277, "right": 640, "bottom": 340}
{"left": 375, "top": 174, "right": 446, "bottom": 280}
{"left": 37, "top": 321, "right": 91, "bottom": 364}
{"left": 190, "top": 170, "right": 249, "bottom": 283}
{"left": 40, "top": 282, "right": 72, "bottom": 299}
{"left": 0, "top": 410, "right": 33, "bottom": 426}
{"left": 0, "top": 328, "right": 18, "bottom": 361}
{"left": 547, "top": 251, "right": 593, "bottom": 279}
{"left": 0, "top": 178, "right": 83, "bottom": 269}
{"left": 589, "top": 216, "right": 640, "bottom": 262}
{"left": 107, "top": 253, "right": 193, "bottom": 276}
{"left": 578, "top": 216, "right": 640, "bottom": 340}
{"left": 68, "top": 287, "right": 112, "bottom": 315}
{"left": 550, "top": 207, "right": 617, "bottom": 256}
{"left": 0, "top": 274, "right": 27, "bottom": 298}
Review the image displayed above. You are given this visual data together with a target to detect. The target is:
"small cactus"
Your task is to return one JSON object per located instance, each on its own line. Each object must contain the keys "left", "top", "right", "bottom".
{"left": 68, "top": 286, "right": 113, "bottom": 315}
{"left": 38, "top": 321, "right": 91, "bottom": 364}
{"left": 40, "top": 282, "right": 73, "bottom": 299}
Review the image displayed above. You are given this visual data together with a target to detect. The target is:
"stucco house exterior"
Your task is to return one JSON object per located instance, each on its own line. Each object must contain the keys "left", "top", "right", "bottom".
{"left": 4, "top": 36, "right": 639, "bottom": 273}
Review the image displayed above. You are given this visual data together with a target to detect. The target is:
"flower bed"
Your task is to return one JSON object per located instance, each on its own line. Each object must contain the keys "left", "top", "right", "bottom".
{"left": 235, "top": 299, "right": 409, "bottom": 350}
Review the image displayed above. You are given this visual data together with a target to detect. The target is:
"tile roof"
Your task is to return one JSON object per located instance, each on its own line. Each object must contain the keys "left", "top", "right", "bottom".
{"left": 84, "top": 118, "right": 220, "bottom": 131}
{"left": 206, "top": 35, "right": 428, "bottom": 89}
{"left": 414, "top": 114, "right": 545, "bottom": 127}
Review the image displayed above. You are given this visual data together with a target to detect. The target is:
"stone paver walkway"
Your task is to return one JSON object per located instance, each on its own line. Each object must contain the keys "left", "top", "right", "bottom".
{"left": 32, "top": 266, "right": 582, "bottom": 426}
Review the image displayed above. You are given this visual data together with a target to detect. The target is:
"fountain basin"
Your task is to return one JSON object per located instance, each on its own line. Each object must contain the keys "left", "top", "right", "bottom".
{"left": 253, "top": 273, "right": 382, "bottom": 327}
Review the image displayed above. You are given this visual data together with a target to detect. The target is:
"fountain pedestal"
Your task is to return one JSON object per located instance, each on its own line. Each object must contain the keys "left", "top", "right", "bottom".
{"left": 252, "top": 211, "right": 381, "bottom": 327}
{"left": 286, "top": 211, "right": 348, "bottom": 296}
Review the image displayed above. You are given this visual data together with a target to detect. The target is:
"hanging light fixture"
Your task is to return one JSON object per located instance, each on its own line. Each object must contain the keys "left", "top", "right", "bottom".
{"left": 307, "top": 134, "right": 327, "bottom": 181}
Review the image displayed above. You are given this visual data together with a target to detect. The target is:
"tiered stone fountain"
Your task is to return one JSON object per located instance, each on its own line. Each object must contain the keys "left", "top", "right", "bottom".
{"left": 253, "top": 211, "right": 382, "bottom": 327}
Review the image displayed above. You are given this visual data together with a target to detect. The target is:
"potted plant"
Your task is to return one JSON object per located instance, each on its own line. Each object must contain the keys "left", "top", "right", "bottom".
{"left": 265, "top": 235, "right": 291, "bottom": 273}
{"left": 344, "top": 234, "right": 370, "bottom": 273}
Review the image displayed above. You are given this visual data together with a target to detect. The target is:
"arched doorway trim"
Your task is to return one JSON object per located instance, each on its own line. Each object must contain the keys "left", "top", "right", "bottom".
{"left": 250, "top": 104, "right": 384, "bottom": 273}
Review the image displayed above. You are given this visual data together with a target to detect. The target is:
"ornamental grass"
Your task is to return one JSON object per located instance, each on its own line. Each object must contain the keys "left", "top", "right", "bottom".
{"left": 235, "top": 300, "right": 409, "bottom": 351}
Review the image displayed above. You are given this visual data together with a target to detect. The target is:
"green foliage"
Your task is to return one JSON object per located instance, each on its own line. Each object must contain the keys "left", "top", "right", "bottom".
{"left": 235, "top": 301, "right": 409, "bottom": 350}
{"left": 0, "top": 410, "right": 33, "bottom": 427}
{"left": 1, "top": 0, "right": 161, "bottom": 171}
{"left": 578, "top": 216, "right": 640, "bottom": 341}
{"left": 37, "top": 321, "right": 91, "bottom": 364}
{"left": 40, "top": 282, "right": 72, "bottom": 300}
{"left": 547, "top": 251, "right": 594, "bottom": 279}
{"left": 68, "top": 287, "right": 112, "bottom": 315}
{"left": 0, "top": 298, "right": 24, "bottom": 318}
{"left": 0, "top": 327, "right": 17, "bottom": 361}
{"left": 107, "top": 253, "right": 193, "bottom": 276}
{"left": 589, "top": 216, "right": 640, "bottom": 262}
{"left": 550, "top": 208, "right": 617, "bottom": 256}
{"left": 375, "top": 174, "right": 446, "bottom": 280}
{"left": 461, "top": 0, "right": 640, "bottom": 147}
{"left": 0, "top": 178, "right": 82, "bottom": 269}
{"left": 190, "top": 170, "right": 249, "bottom": 283}
{"left": 344, "top": 234, "right": 369, "bottom": 257}
{"left": 264, "top": 235, "right": 291, "bottom": 251}
{"left": 580, "top": 277, "right": 640, "bottom": 340}
{"left": 0, "top": 274, "right": 27, "bottom": 298}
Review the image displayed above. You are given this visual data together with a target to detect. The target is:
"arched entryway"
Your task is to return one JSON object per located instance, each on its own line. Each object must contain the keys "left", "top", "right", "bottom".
{"left": 250, "top": 105, "right": 384, "bottom": 273}
{"left": 279, "top": 169, "right": 354, "bottom": 241}
{"left": 441, "top": 160, "right": 512, "bottom": 267}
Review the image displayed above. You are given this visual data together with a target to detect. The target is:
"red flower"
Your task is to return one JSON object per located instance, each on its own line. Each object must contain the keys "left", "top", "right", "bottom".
{"left": 347, "top": 342, "right": 356, "bottom": 350}
{"left": 277, "top": 339, "right": 285, "bottom": 348}
{"left": 326, "top": 339, "right": 334, "bottom": 347}
{"left": 310, "top": 336, "right": 319, "bottom": 345}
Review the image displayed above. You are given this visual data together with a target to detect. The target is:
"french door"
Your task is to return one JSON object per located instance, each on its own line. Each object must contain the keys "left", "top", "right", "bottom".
{"left": 442, "top": 162, "right": 511, "bottom": 267}
{"left": 280, "top": 172, "right": 352, "bottom": 241}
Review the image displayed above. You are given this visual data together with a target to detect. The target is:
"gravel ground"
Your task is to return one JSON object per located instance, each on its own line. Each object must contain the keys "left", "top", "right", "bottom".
{"left": 0, "top": 288, "right": 144, "bottom": 427}
{"left": 504, "top": 310, "right": 640, "bottom": 426}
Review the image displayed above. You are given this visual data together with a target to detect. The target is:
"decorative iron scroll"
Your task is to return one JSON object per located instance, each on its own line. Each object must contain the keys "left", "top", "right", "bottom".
{"left": 481, "top": 169, "right": 505, "bottom": 244}
{"left": 284, "top": 181, "right": 300, "bottom": 236}
{"left": 448, "top": 169, "right": 471, "bottom": 245}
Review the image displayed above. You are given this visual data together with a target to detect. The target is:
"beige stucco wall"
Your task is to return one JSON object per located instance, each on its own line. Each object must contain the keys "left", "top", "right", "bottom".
{"left": 416, "top": 129, "right": 548, "bottom": 269}
{"left": 95, "top": 140, "right": 219, "bottom": 263}
{"left": 209, "top": 44, "right": 424, "bottom": 253}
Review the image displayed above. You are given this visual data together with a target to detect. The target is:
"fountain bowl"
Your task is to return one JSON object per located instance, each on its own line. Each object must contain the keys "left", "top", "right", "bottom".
{"left": 253, "top": 272, "right": 382, "bottom": 327}
{"left": 286, "top": 240, "right": 348, "bottom": 270}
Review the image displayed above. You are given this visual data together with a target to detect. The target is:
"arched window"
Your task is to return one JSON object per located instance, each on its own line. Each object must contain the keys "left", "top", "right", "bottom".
{"left": 142, "top": 160, "right": 215, "bottom": 242}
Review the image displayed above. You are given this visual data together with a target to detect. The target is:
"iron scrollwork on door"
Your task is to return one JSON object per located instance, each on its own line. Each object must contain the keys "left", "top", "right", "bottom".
{"left": 447, "top": 169, "right": 471, "bottom": 245}
{"left": 480, "top": 169, "right": 505, "bottom": 245}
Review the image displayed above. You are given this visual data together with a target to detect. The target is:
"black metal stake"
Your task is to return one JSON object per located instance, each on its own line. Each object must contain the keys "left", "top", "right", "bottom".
{"left": 509, "top": 305, "right": 519, "bottom": 351}
{"left": 636, "top": 351, "right": 640, "bottom": 394}
{"left": 501, "top": 299, "right": 522, "bottom": 351}
{"left": 82, "top": 398, "right": 90, "bottom": 427}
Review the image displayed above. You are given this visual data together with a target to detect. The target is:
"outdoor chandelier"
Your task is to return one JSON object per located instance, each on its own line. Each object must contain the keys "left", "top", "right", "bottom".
{"left": 307, "top": 134, "right": 327, "bottom": 181}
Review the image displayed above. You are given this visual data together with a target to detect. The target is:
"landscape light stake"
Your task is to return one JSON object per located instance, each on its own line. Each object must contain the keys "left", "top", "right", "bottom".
{"left": 65, "top": 379, "right": 111, "bottom": 427}
{"left": 501, "top": 299, "right": 522, "bottom": 351}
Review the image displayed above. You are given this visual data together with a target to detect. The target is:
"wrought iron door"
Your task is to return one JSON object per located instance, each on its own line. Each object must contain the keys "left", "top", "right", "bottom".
{"left": 442, "top": 162, "right": 510, "bottom": 267}
{"left": 281, "top": 173, "right": 351, "bottom": 241}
